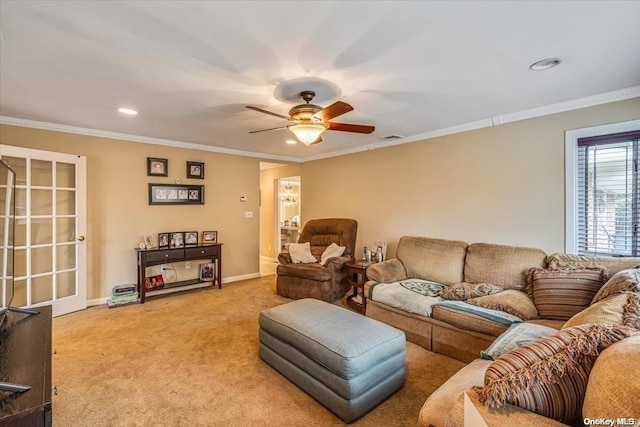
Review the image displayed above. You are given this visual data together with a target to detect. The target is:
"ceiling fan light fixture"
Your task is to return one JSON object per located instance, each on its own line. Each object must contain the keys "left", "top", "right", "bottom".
{"left": 288, "top": 123, "right": 327, "bottom": 146}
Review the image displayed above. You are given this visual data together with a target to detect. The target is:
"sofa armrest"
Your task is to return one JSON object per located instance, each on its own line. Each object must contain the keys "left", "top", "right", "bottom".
{"left": 324, "top": 255, "right": 353, "bottom": 270}
{"left": 444, "top": 391, "right": 569, "bottom": 427}
{"left": 366, "top": 259, "right": 408, "bottom": 283}
{"left": 278, "top": 252, "right": 292, "bottom": 264}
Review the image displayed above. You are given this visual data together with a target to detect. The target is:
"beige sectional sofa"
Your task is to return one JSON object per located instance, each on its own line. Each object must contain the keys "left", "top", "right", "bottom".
{"left": 362, "top": 236, "right": 640, "bottom": 426}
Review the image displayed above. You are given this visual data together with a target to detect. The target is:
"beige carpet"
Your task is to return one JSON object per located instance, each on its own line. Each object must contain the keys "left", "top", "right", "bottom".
{"left": 52, "top": 276, "right": 465, "bottom": 426}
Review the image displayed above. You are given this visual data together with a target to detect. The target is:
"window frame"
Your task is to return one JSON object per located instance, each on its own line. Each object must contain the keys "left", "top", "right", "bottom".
{"left": 565, "top": 119, "right": 640, "bottom": 254}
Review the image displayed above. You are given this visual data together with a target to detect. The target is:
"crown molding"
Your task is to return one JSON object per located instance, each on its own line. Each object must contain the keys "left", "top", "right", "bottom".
{"left": 0, "top": 116, "right": 302, "bottom": 164}
{"left": 2, "top": 86, "right": 638, "bottom": 164}
{"left": 302, "top": 85, "right": 640, "bottom": 162}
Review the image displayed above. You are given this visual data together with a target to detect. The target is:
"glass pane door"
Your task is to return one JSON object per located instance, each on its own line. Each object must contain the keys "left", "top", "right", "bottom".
{"left": 0, "top": 145, "right": 86, "bottom": 317}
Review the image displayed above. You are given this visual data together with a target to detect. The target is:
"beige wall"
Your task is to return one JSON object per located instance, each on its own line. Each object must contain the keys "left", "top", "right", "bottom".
{"left": 259, "top": 164, "right": 301, "bottom": 259}
{"left": 301, "top": 98, "right": 640, "bottom": 260}
{"left": 0, "top": 125, "right": 261, "bottom": 301}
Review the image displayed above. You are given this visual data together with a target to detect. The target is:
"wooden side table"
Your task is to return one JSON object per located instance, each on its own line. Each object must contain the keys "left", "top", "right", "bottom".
{"left": 345, "top": 261, "right": 376, "bottom": 313}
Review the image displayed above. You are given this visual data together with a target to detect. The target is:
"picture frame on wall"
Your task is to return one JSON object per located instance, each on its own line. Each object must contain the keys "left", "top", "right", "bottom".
{"left": 147, "top": 157, "right": 168, "bottom": 177}
{"left": 202, "top": 231, "right": 217, "bottom": 243}
{"left": 187, "top": 161, "right": 205, "bottom": 179}
{"left": 158, "top": 233, "right": 169, "bottom": 248}
{"left": 184, "top": 231, "right": 198, "bottom": 246}
{"left": 149, "top": 184, "right": 204, "bottom": 205}
{"left": 169, "top": 232, "right": 184, "bottom": 248}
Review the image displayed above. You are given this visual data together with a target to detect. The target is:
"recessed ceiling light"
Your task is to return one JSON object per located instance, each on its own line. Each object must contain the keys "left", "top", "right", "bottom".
{"left": 285, "top": 139, "right": 297, "bottom": 145}
{"left": 529, "top": 58, "right": 561, "bottom": 71}
{"left": 118, "top": 107, "right": 138, "bottom": 115}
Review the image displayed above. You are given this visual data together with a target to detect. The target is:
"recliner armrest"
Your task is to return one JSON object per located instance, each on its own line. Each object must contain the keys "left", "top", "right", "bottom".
{"left": 278, "top": 252, "right": 293, "bottom": 264}
{"left": 366, "top": 259, "right": 408, "bottom": 283}
{"left": 324, "top": 255, "right": 353, "bottom": 270}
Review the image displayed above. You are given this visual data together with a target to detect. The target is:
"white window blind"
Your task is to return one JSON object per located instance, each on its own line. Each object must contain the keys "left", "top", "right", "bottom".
{"left": 577, "top": 131, "right": 640, "bottom": 256}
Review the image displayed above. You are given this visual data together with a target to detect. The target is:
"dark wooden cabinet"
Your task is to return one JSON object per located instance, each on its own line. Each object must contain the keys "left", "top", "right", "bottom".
{"left": 0, "top": 306, "right": 52, "bottom": 427}
{"left": 136, "top": 243, "right": 223, "bottom": 303}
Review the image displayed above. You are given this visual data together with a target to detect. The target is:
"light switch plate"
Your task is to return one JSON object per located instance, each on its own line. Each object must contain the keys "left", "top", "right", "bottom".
{"left": 244, "top": 211, "right": 253, "bottom": 218}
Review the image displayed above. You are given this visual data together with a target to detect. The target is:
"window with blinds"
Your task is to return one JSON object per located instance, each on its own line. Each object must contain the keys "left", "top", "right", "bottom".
{"left": 577, "top": 131, "right": 640, "bottom": 256}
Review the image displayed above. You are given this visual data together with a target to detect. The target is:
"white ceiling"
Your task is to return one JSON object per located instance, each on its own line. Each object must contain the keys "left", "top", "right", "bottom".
{"left": 1, "top": 1, "right": 639, "bottom": 162}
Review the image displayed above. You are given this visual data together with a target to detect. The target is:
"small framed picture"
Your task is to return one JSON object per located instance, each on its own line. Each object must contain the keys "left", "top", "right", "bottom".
{"left": 157, "top": 233, "right": 169, "bottom": 248}
{"left": 202, "top": 231, "right": 217, "bottom": 243}
{"left": 147, "top": 157, "right": 168, "bottom": 177}
{"left": 187, "top": 161, "right": 205, "bottom": 179}
{"left": 199, "top": 263, "right": 215, "bottom": 281}
{"left": 144, "top": 274, "right": 164, "bottom": 291}
{"left": 169, "top": 232, "right": 184, "bottom": 248}
{"left": 184, "top": 231, "right": 198, "bottom": 246}
{"left": 143, "top": 235, "right": 156, "bottom": 249}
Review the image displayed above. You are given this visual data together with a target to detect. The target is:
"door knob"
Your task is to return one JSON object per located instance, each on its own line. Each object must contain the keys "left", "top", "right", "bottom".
{"left": 75, "top": 235, "right": 86, "bottom": 241}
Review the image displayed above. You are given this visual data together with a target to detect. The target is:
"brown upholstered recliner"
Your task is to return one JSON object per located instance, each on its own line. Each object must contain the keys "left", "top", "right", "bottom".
{"left": 276, "top": 218, "right": 358, "bottom": 302}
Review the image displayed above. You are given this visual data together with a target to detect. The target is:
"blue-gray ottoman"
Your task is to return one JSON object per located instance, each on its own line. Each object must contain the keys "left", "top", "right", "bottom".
{"left": 258, "top": 298, "right": 406, "bottom": 423}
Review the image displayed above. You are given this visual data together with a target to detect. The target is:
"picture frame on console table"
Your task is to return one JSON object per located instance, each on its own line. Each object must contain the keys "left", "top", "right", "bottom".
{"left": 203, "top": 231, "right": 217, "bottom": 243}
{"left": 149, "top": 183, "right": 204, "bottom": 205}
{"left": 184, "top": 231, "right": 198, "bottom": 246}
{"left": 158, "top": 232, "right": 169, "bottom": 248}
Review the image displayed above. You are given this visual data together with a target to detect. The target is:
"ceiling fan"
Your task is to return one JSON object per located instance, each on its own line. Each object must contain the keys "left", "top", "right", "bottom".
{"left": 246, "top": 91, "right": 375, "bottom": 146}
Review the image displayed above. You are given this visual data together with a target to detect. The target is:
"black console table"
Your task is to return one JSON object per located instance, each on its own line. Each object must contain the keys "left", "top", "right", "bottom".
{"left": 136, "top": 243, "right": 223, "bottom": 303}
{"left": 0, "top": 305, "right": 52, "bottom": 426}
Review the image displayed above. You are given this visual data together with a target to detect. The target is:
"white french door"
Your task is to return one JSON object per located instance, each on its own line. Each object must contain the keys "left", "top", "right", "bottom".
{"left": 0, "top": 145, "right": 86, "bottom": 317}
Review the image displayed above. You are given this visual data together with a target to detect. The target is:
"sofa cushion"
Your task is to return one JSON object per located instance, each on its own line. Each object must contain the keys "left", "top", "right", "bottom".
{"left": 475, "top": 324, "right": 639, "bottom": 423}
{"left": 431, "top": 301, "right": 521, "bottom": 337}
{"left": 592, "top": 267, "right": 640, "bottom": 304}
{"left": 563, "top": 293, "right": 640, "bottom": 329}
{"left": 288, "top": 242, "right": 318, "bottom": 264}
{"left": 582, "top": 336, "right": 640, "bottom": 422}
{"left": 528, "top": 267, "right": 608, "bottom": 320}
{"left": 481, "top": 322, "right": 558, "bottom": 361}
{"left": 546, "top": 252, "right": 640, "bottom": 276}
{"left": 466, "top": 289, "right": 538, "bottom": 321}
{"left": 395, "top": 236, "right": 468, "bottom": 285}
{"left": 438, "top": 282, "right": 503, "bottom": 301}
{"left": 463, "top": 243, "right": 546, "bottom": 291}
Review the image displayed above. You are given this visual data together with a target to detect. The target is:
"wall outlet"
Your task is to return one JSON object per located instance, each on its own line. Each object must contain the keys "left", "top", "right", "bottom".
{"left": 185, "top": 261, "right": 191, "bottom": 269}
{"left": 244, "top": 211, "right": 253, "bottom": 218}
{"left": 161, "top": 264, "right": 166, "bottom": 270}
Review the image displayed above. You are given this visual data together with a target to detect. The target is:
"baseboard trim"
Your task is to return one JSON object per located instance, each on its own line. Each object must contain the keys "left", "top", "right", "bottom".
{"left": 87, "top": 273, "right": 262, "bottom": 307}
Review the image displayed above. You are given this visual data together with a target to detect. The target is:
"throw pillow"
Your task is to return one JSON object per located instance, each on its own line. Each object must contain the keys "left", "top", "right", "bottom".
{"left": 474, "top": 324, "right": 640, "bottom": 423}
{"left": 591, "top": 268, "right": 640, "bottom": 304}
{"left": 439, "top": 282, "right": 503, "bottom": 301}
{"left": 527, "top": 267, "right": 608, "bottom": 320}
{"left": 563, "top": 292, "right": 640, "bottom": 330}
{"left": 582, "top": 336, "right": 640, "bottom": 422}
{"left": 320, "top": 243, "right": 345, "bottom": 266}
{"left": 466, "top": 289, "right": 538, "bottom": 321}
{"left": 288, "top": 242, "right": 317, "bottom": 264}
{"left": 480, "top": 322, "right": 558, "bottom": 361}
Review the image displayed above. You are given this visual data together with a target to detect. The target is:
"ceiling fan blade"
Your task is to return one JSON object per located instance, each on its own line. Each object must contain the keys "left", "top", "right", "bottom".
{"left": 315, "top": 101, "right": 353, "bottom": 121}
{"left": 326, "top": 122, "right": 375, "bottom": 134}
{"left": 248, "top": 126, "right": 288, "bottom": 134}
{"left": 245, "top": 106, "right": 292, "bottom": 121}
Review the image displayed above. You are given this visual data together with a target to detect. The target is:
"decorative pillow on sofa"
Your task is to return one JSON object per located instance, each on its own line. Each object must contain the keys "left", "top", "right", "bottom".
{"left": 481, "top": 322, "right": 558, "bottom": 361}
{"left": 320, "top": 243, "right": 345, "bottom": 266}
{"left": 591, "top": 267, "right": 640, "bottom": 304}
{"left": 527, "top": 267, "right": 608, "bottom": 320}
{"left": 466, "top": 290, "right": 538, "bottom": 321}
{"left": 582, "top": 336, "right": 640, "bottom": 422}
{"left": 288, "top": 242, "right": 318, "bottom": 264}
{"left": 438, "top": 282, "right": 503, "bottom": 301}
{"left": 474, "top": 324, "right": 640, "bottom": 423}
{"left": 563, "top": 292, "right": 640, "bottom": 330}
